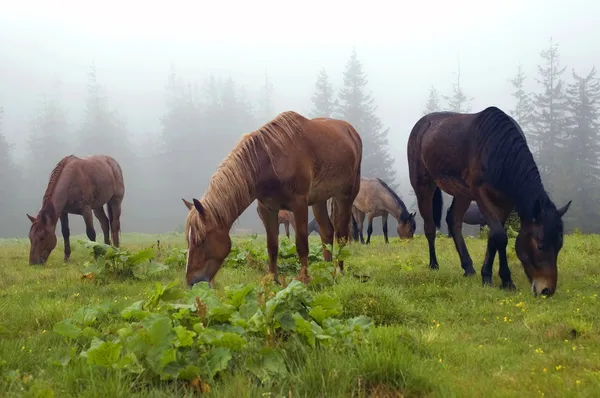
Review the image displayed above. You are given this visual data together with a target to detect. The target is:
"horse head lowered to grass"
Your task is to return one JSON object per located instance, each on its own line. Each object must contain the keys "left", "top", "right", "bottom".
{"left": 407, "top": 106, "right": 571, "bottom": 296}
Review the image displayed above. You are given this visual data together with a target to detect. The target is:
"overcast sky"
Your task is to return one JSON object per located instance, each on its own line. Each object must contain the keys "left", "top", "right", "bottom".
{"left": 1, "top": 0, "right": 598, "bottom": 190}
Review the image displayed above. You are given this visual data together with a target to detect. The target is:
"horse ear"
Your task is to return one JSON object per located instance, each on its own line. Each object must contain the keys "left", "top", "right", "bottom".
{"left": 192, "top": 198, "right": 206, "bottom": 219}
{"left": 26, "top": 213, "right": 35, "bottom": 223}
{"left": 410, "top": 212, "right": 416, "bottom": 218}
{"left": 182, "top": 198, "right": 194, "bottom": 210}
{"left": 557, "top": 200, "right": 572, "bottom": 218}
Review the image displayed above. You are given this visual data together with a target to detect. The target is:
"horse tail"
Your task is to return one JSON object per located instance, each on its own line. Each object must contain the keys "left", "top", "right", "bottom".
{"left": 432, "top": 187, "right": 443, "bottom": 229}
{"left": 106, "top": 202, "right": 114, "bottom": 232}
{"left": 351, "top": 211, "right": 359, "bottom": 241}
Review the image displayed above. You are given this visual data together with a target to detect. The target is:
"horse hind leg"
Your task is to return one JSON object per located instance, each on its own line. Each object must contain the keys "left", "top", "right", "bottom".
{"left": 448, "top": 196, "right": 476, "bottom": 276}
{"left": 93, "top": 207, "right": 111, "bottom": 245}
{"left": 331, "top": 196, "right": 354, "bottom": 275}
{"left": 107, "top": 197, "right": 122, "bottom": 248}
{"left": 312, "top": 202, "right": 334, "bottom": 262}
{"left": 382, "top": 213, "right": 389, "bottom": 243}
{"left": 415, "top": 184, "right": 442, "bottom": 270}
{"left": 60, "top": 213, "right": 71, "bottom": 262}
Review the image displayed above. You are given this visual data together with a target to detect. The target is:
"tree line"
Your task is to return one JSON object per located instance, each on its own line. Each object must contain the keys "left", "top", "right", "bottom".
{"left": 0, "top": 38, "right": 598, "bottom": 238}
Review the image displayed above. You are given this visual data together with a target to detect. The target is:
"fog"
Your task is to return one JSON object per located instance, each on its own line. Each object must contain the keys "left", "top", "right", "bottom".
{"left": 0, "top": 0, "right": 598, "bottom": 238}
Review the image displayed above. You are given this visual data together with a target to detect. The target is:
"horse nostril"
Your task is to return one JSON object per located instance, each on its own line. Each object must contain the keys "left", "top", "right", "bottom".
{"left": 541, "top": 288, "right": 550, "bottom": 296}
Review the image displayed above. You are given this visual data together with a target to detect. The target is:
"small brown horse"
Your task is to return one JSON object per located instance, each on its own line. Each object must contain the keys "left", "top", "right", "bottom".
{"left": 352, "top": 177, "right": 416, "bottom": 244}
{"left": 183, "top": 111, "right": 362, "bottom": 287}
{"left": 407, "top": 106, "right": 571, "bottom": 296}
{"left": 256, "top": 207, "right": 297, "bottom": 238}
{"left": 27, "top": 155, "right": 125, "bottom": 264}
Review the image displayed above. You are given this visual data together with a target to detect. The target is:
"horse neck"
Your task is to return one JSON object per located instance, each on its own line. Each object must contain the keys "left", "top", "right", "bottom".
{"left": 380, "top": 192, "right": 406, "bottom": 222}
{"left": 41, "top": 174, "right": 70, "bottom": 225}
{"left": 203, "top": 180, "right": 257, "bottom": 232}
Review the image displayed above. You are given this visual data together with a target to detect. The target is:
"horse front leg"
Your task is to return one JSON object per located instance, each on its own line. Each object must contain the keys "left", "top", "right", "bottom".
{"left": 365, "top": 213, "right": 375, "bottom": 244}
{"left": 416, "top": 185, "right": 440, "bottom": 270}
{"left": 382, "top": 212, "right": 389, "bottom": 243}
{"left": 449, "top": 196, "right": 476, "bottom": 276}
{"left": 257, "top": 202, "right": 280, "bottom": 284}
{"left": 291, "top": 198, "right": 310, "bottom": 284}
{"left": 60, "top": 213, "right": 71, "bottom": 262}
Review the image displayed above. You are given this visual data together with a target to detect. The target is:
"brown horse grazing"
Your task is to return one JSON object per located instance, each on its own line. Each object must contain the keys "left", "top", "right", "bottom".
{"left": 26, "top": 154, "right": 125, "bottom": 265}
{"left": 182, "top": 111, "right": 362, "bottom": 287}
{"left": 352, "top": 177, "right": 416, "bottom": 244}
{"left": 256, "top": 207, "right": 297, "bottom": 238}
{"left": 407, "top": 106, "right": 571, "bottom": 296}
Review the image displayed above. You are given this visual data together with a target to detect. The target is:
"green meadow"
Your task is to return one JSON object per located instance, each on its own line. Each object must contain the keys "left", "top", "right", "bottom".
{"left": 0, "top": 231, "right": 598, "bottom": 397}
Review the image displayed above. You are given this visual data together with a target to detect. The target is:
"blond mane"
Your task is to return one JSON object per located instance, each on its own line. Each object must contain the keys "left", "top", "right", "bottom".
{"left": 41, "top": 155, "right": 77, "bottom": 210}
{"left": 185, "top": 111, "right": 306, "bottom": 238}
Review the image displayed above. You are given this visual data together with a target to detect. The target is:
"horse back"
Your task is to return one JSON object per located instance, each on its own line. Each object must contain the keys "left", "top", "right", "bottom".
{"left": 69, "top": 155, "right": 125, "bottom": 205}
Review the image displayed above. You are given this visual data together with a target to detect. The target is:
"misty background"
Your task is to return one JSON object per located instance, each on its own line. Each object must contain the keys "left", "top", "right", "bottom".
{"left": 0, "top": 0, "right": 598, "bottom": 239}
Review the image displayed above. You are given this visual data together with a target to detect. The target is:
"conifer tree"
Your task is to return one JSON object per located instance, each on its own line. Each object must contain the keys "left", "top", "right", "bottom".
{"left": 258, "top": 72, "right": 274, "bottom": 123}
{"left": 0, "top": 107, "right": 21, "bottom": 236}
{"left": 310, "top": 68, "right": 336, "bottom": 118}
{"left": 531, "top": 37, "right": 569, "bottom": 184}
{"left": 443, "top": 60, "right": 474, "bottom": 113}
{"left": 423, "top": 86, "right": 441, "bottom": 115}
{"left": 564, "top": 66, "right": 600, "bottom": 230}
{"left": 509, "top": 65, "right": 535, "bottom": 137}
{"left": 336, "top": 48, "right": 397, "bottom": 187}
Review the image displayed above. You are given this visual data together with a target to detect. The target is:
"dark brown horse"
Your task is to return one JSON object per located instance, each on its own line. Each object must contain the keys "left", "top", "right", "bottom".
{"left": 352, "top": 177, "right": 416, "bottom": 244}
{"left": 256, "top": 207, "right": 297, "bottom": 238}
{"left": 407, "top": 106, "right": 571, "bottom": 296}
{"left": 26, "top": 155, "right": 125, "bottom": 264}
{"left": 446, "top": 200, "right": 487, "bottom": 237}
{"left": 183, "top": 111, "right": 362, "bottom": 287}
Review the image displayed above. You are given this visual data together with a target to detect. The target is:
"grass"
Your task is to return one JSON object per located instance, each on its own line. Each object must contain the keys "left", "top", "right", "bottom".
{"left": 0, "top": 231, "right": 599, "bottom": 397}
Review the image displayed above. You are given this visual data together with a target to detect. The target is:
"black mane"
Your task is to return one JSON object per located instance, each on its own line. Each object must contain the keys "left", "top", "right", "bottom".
{"left": 375, "top": 178, "right": 412, "bottom": 222}
{"left": 474, "top": 106, "right": 562, "bottom": 239}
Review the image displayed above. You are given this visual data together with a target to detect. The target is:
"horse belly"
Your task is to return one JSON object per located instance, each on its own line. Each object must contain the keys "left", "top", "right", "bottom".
{"left": 435, "top": 178, "right": 473, "bottom": 199}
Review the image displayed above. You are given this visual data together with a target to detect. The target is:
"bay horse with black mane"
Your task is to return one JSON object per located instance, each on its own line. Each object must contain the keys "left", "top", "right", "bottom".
{"left": 182, "top": 111, "right": 362, "bottom": 287}
{"left": 27, "top": 154, "right": 125, "bottom": 264}
{"left": 407, "top": 106, "right": 571, "bottom": 296}
{"left": 446, "top": 200, "right": 487, "bottom": 238}
{"left": 352, "top": 177, "right": 416, "bottom": 244}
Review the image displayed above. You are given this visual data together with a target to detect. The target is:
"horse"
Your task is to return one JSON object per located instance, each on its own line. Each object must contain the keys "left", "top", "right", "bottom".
{"left": 26, "top": 154, "right": 125, "bottom": 265}
{"left": 182, "top": 111, "right": 362, "bottom": 287}
{"left": 352, "top": 177, "right": 416, "bottom": 244}
{"left": 446, "top": 200, "right": 487, "bottom": 238}
{"left": 407, "top": 106, "right": 571, "bottom": 296}
{"left": 256, "top": 207, "right": 296, "bottom": 238}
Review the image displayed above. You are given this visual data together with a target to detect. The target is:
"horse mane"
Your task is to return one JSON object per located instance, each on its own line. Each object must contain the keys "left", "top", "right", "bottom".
{"left": 474, "top": 106, "right": 559, "bottom": 235}
{"left": 186, "top": 111, "right": 306, "bottom": 236}
{"left": 375, "top": 178, "right": 411, "bottom": 222}
{"left": 40, "top": 155, "right": 77, "bottom": 215}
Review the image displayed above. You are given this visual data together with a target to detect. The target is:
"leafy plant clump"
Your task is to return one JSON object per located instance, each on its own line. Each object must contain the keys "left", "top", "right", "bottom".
{"left": 78, "top": 240, "right": 169, "bottom": 282}
{"left": 52, "top": 279, "right": 372, "bottom": 390}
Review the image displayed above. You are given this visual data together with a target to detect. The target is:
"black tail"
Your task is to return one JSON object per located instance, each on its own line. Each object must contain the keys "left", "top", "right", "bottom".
{"left": 432, "top": 187, "right": 443, "bottom": 229}
{"left": 351, "top": 212, "right": 359, "bottom": 241}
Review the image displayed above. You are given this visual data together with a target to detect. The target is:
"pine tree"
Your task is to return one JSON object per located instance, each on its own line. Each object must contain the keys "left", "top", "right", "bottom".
{"left": 0, "top": 107, "right": 21, "bottom": 236}
{"left": 423, "top": 86, "right": 441, "bottom": 115}
{"left": 336, "top": 48, "right": 397, "bottom": 187}
{"left": 77, "top": 63, "right": 130, "bottom": 159}
{"left": 310, "top": 68, "right": 337, "bottom": 118}
{"left": 509, "top": 65, "right": 535, "bottom": 137}
{"left": 564, "top": 66, "right": 600, "bottom": 231}
{"left": 443, "top": 59, "right": 474, "bottom": 113}
{"left": 258, "top": 72, "right": 274, "bottom": 123}
{"left": 531, "top": 37, "right": 569, "bottom": 186}
{"left": 28, "top": 80, "right": 71, "bottom": 174}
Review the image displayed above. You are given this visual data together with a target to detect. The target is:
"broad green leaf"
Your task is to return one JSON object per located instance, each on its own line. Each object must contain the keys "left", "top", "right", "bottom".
{"left": 121, "top": 300, "right": 150, "bottom": 320}
{"left": 142, "top": 314, "right": 174, "bottom": 345}
{"left": 72, "top": 306, "right": 100, "bottom": 326}
{"left": 205, "top": 347, "right": 232, "bottom": 379}
{"left": 53, "top": 319, "right": 82, "bottom": 339}
{"left": 82, "top": 337, "right": 122, "bottom": 368}
{"left": 177, "top": 365, "right": 202, "bottom": 380}
{"left": 174, "top": 325, "right": 196, "bottom": 347}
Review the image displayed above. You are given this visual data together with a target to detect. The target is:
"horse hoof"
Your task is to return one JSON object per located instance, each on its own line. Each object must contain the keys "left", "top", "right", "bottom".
{"left": 482, "top": 276, "right": 493, "bottom": 286}
{"left": 429, "top": 264, "right": 439, "bottom": 271}
{"left": 463, "top": 268, "right": 476, "bottom": 277}
{"left": 501, "top": 281, "right": 517, "bottom": 291}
